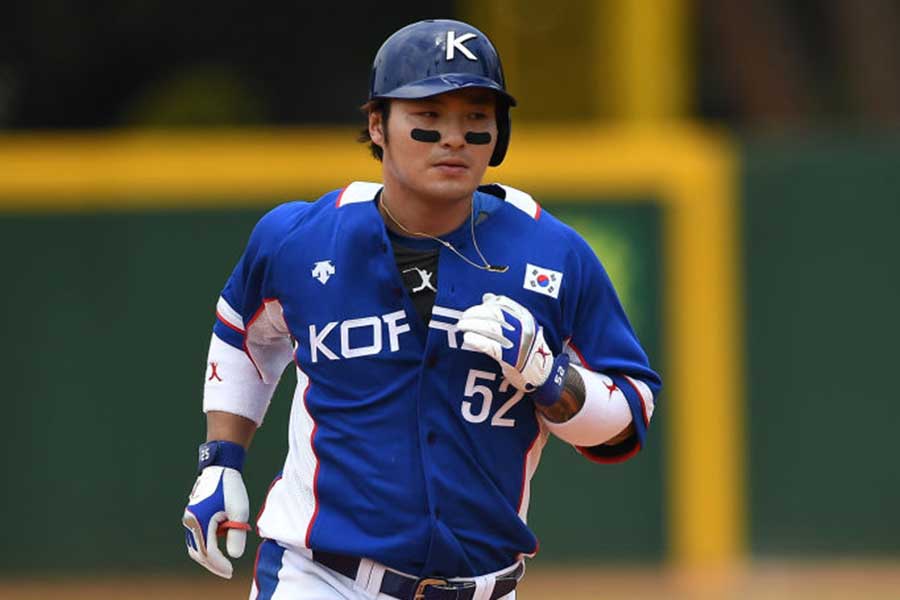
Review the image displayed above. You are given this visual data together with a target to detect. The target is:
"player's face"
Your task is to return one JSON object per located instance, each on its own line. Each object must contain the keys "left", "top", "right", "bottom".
{"left": 371, "top": 88, "right": 498, "bottom": 204}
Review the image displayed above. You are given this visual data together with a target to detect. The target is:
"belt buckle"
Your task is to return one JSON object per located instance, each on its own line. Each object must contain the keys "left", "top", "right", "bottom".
{"left": 414, "top": 577, "right": 448, "bottom": 600}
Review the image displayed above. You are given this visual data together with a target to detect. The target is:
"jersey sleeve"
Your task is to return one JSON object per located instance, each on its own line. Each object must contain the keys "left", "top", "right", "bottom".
{"left": 204, "top": 203, "right": 303, "bottom": 425}
{"left": 562, "top": 232, "right": 662, "bottom": 464}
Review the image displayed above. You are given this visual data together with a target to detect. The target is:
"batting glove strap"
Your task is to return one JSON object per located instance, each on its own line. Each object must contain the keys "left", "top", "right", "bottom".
{"left": 197, "top": 440, "right": 246, "bottom": 473}
{"left": 530, "top": 353, "right": 570, "bottom": 407}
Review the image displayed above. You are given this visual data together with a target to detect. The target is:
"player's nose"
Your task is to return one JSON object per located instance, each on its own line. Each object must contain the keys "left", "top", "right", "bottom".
{"left": 439, "top": 120, "right": 467, "bottom": 149}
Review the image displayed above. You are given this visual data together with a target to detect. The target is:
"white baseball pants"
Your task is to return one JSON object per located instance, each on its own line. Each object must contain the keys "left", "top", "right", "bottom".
{"left": 250, "top": 539, "right": 517, "bottom": 600}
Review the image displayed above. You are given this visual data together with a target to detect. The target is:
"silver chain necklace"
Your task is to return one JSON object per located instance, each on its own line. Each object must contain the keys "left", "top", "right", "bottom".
{"left": 380, "top": 194, "right": 509, "bottom": 273}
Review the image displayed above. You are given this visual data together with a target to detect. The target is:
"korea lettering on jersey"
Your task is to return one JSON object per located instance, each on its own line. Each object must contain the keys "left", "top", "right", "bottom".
{"left": 208, "top": 182, "right": 661, "bottom": 578}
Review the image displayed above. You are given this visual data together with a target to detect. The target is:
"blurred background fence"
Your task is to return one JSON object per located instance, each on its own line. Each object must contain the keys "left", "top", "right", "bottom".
{"left": 1, "top": 1, "right": 898, "bottom": 596}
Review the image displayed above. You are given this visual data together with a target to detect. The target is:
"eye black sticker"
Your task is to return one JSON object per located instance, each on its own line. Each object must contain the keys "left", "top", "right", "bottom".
{"left": 411, "top": 128, "right": 441, "bottom": 142}
{"left": 410, "top": 129, "right": 493, "bottom": 145}
{"left": 465, "top": 132, "right": 492, "bottom": 145}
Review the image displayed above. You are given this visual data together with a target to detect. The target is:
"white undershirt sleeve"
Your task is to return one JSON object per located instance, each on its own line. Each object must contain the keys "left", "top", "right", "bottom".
{"left": 540, "top": 364, "right": 634, "bottom": 446}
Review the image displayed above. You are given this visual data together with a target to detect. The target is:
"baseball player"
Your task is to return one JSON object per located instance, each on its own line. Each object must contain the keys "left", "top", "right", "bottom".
{"left": 182, "top": 18, "right": 661, "bottom": 600}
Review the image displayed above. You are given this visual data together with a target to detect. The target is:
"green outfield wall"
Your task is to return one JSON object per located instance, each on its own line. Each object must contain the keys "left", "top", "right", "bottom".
{"left": 743, "top": 136, "right": 900, "bottom": 557}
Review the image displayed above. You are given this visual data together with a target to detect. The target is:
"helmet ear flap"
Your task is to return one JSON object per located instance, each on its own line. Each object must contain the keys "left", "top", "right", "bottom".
{"left": 489, "top": 103, "right": 511, "bottom": 167}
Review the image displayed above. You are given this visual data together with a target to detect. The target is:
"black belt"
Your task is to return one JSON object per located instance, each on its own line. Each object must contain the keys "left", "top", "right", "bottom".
{"left": 312, "top": 550, "right": 523, "bottom": 600}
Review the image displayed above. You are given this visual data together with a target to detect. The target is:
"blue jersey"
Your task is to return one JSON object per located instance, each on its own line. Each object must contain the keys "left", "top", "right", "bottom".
{"left": 210, "top": 181, "right": 661, "bottom": 577}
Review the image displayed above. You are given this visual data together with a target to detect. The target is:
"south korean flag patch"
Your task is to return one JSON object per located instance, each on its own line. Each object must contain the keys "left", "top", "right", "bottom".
{"left": 524, "top": 263, "right": 563, "bottom": 299}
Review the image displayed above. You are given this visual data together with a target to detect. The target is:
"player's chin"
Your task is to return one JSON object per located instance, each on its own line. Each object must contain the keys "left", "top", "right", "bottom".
{"left": 424, "top": 166, "right": 483, "bottom": 193}
{"left": 421, "top": 176, "right": 480, "bottom": 201}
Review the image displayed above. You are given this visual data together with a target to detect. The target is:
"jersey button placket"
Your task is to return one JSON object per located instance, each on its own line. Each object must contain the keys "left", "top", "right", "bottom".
{"left": 417, "top": 337, "right": 444, "bottom": 532}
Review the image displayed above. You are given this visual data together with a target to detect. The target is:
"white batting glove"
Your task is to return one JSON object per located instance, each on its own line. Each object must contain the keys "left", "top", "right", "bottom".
{"left": 457, "top": 293, "right": 555, "bottom": 392}
{"left": 182, "top": 442, "right": 251, "bottom": 579}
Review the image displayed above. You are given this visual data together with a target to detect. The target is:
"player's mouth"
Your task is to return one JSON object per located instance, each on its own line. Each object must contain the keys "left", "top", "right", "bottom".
{"left": 432, "top": 158, "right": 469, "bottom": 175}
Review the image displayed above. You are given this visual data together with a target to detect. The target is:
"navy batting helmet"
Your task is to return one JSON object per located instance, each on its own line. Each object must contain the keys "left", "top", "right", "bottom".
{"left": 369, "top": 19, "right": 516, "bottom": 166}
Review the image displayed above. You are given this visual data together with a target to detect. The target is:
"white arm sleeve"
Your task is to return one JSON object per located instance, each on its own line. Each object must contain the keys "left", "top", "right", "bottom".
{"left": 203, "top": 300, "right": 294, "bottom": 426}
{"left": 203, "top": 334, "right": 278, "bottom": 426}
{"left": 540, "top": 364, "right": 634, "bottom": 446}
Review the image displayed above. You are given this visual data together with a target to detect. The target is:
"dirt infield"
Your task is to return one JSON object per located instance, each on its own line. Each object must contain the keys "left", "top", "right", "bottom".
{"left": 2, "top": 561, "right": 900, "bottom": 599}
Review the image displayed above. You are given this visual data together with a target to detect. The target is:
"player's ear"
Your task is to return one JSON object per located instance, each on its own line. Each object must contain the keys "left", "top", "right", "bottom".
{"left": 368, "top": 110, "right": 385, "bottom": 147}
